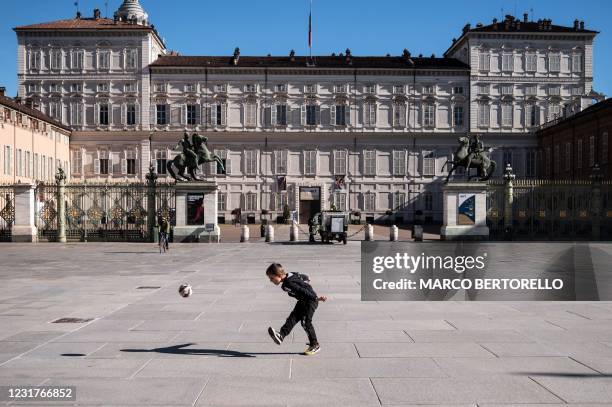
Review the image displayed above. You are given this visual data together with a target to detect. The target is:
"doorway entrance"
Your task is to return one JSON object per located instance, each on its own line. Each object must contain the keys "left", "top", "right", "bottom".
{"left": 299, "top": 186, "right": 321, "bottom": 224}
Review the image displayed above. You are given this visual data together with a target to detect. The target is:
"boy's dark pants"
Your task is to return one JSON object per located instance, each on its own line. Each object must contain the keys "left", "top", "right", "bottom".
{"left": 280, "top": 300, "right": 318, "bottom": 345}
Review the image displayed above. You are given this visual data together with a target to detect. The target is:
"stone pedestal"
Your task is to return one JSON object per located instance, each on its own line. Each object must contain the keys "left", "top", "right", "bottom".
{"left": 173, "top": 182, "right": 220, "bottom": 243}
{"left": 441, "top": 182, "right": 489, "bottom": 241}
{"left": 12, "top": 184, "right": 37, "bottom": 243}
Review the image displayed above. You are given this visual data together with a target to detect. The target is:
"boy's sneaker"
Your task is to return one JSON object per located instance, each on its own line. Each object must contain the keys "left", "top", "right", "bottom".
{"left": 268, "top": 327, "right": 283, "bottom": 345}
{"left": 303, "top": 344, "right": 320, "bottom": 356}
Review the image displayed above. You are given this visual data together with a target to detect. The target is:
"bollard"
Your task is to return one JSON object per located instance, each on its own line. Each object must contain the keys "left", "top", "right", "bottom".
{"left": 390, "top": 225, "right": 399, "bottom": 241}
{"left": 240, "top": 224, "right": 249, "bottom": 242}
{"left": 290, "top": 223, "right": 299, "bottom": 242}
{"left": 364, "top": 224, "right": 374, "bottom": 241}
{"left": 413, "top": 225, "right": 423, "bottom": 242}
{"left": 265, "top": 224, "right": 275, "bottom": 242}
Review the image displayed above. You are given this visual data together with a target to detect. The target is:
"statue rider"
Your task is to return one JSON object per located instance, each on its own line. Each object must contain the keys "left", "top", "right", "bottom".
{"left": 180, "top": 132, "right": 197, "bottom": 168}
{"left": 469, "top": 134, "right": 484, "bottom": 159}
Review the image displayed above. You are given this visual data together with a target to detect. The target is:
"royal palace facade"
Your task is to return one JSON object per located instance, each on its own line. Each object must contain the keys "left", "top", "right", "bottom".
{"left": 13, "top": 0, "right": 601, "bottom": 223}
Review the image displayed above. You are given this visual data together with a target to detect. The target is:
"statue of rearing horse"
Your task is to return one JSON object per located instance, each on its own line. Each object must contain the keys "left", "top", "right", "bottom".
{"left": 166, "top": 132, "right": 225, "bottom": 181}
{"left": 442, "top": 136, "right": 496, "bottom": 182}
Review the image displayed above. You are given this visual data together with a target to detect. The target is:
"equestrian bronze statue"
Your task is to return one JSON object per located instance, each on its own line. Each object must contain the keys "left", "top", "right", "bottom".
{"left": 167, "top": 132, "right": 226, "bottom": 181}
{"left": 443, "top": 134, "right": 496, "bottom": 182}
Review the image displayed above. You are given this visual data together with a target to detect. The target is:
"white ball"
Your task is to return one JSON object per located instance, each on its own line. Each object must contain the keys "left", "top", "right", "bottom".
{"left": 178, "top": 284, "right": 192, "bottom": 298}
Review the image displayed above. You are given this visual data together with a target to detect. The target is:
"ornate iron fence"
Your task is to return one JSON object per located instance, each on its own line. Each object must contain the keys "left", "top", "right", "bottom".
{"left": 35, "top": 182, "right": 175, "bottom": 242}
{"left": 487, "top": 179, "right": 607, "bottom": 241}
{"left": 0, "top": 185, "right": 15, "bottom": 242}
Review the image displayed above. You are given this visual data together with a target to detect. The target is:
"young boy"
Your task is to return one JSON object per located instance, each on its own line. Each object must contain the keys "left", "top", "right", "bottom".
{"left": 266, "top": 263, "right": 327, "bottom": 355}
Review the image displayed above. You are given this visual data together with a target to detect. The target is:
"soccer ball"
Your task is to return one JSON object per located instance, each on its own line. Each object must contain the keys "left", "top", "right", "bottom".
{"left": 178, "top": 284, "right": 192, "bottom": 298}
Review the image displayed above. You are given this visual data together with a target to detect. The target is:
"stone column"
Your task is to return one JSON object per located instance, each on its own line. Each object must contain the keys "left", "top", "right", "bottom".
{"left": 390, "top": 225, "right": 398, "bottom": 241}
{"left": 290, "top": 222, "right": 299, "bottom": 242}
{"left": 55, "top": 168, "right": 67, "bottom": 243}
{"left": 265, "top": 224, "right": 275, "bottom": 242}
{"left": 12, "top": 183, "right": 37, "bottom": 242}
{"left": 590, "top": 164, "right": 603, "bottom": 240}
{"left": 146, "top": 165, "right": 158, "bottom": 243}
{"left": 365, "top": 224, "right": 374, "bottom": 241}
{"left": 503, "top": 163, "right": 516, "bottom": 240}
{"left": 240, "top": 224, "right": 249, "bottom": 242}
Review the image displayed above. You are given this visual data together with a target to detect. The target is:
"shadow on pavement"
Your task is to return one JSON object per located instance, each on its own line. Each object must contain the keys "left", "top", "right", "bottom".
{"left": 120, "top": 343, "right": 299, "bottom": 357}
{"left": 513, "top": 372, "right": 612, "bottom": 378}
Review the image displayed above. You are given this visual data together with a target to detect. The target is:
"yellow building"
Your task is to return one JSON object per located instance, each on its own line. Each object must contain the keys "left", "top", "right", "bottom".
{"left": 0, "top": 87, "right": 71, "bottom": 184}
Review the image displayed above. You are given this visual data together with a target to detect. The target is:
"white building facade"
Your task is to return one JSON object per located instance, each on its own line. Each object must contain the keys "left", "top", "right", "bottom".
{"left": 14, "top": 2, "right": 600, "bottom": 224}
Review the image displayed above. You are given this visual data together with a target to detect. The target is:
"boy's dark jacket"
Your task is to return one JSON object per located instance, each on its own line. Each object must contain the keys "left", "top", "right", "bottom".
{"left": 281, "top": 272, "right": 317, "bottom": 302}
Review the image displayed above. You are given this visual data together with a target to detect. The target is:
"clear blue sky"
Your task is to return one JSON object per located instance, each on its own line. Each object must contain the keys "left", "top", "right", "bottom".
{"left": 1, "top": 0, "right": 610, "bottom": 97}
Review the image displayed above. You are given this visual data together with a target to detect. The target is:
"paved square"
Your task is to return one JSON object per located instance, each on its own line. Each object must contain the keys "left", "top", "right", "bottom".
{"left": 0, "top": 242, "right": 611, "bottom": 406}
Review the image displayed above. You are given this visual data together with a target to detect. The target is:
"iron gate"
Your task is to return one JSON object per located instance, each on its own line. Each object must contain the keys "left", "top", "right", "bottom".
{"left": 36, "top": 182, "right": 175, "bottom": 242}
{"left": 0, "top": 186, "right": 15, "bottom": 242}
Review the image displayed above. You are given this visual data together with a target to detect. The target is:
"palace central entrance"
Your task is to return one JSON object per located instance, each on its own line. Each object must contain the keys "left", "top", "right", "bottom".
{"left": 299, "top": 186, "right": 321, "bottom": 224}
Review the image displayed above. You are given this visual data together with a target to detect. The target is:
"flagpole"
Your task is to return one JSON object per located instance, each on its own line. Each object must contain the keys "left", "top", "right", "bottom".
{"left": 309, "top": 0, "right": 312, "bottom": 60}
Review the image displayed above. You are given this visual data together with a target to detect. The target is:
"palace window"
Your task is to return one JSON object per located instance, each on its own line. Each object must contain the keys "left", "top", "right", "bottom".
{"left": 502, "top": 104, "right": 513, "bottom": 127}
{"left": 98, "top": 50, "right": 110, "bottom": 70}
{"left": 3, "top": 146, "right": 12, "bottom": 175}
{"left": 71, "top": 150, "right": 82, "bottom": 174}
{"left": 501, "top": 54, "right": 514, "bottom": 71}
{"left": 525, "top": 53, "right": 537, "bottom": 72}
{"left": 185, "top": 83, "right": 197, "bottom": 93}
{"left": 452, "top": 86, "right": 464, "bottom": 94}
{"left": 393, "top": 150, "right": 406, "bottom": 176}
{"left": 70, "top": 102, "right": 82, "bottom": 126}
{"left": 49, "top": 101, "right": 61, "bottom": 120}
{"left": 364, "top": 192, "right": 376, "bottom": 211}
{"left": 525, "top": 104, "right": 539, "bottom": 127}
{"left": 424, "top": 192, "right": 433, "bottom": 211}
{"left": 124, "top": 150, "right": 137, "bottom": 175}
{"left": 274, "top": 84, "right": 287, "bottom": 93}
{"left": 423, "top": 85, "right": 435, "bottom": 95}
{"left": 209, "top": 103, "right": 227, "bottom": 126}
{"left": 479, "top": 52, "right": 490, "bottom": 71}
{"left": 186, "top": 104, "right": 198, "bottom": 125}
{"left": 334, "top": 84, "right": 348, "bottom": 93}
{"left": 275, "top": 150, "right": 288, "bottom": 175}
{"left": 392, "top": 103, "right": 406, "bottom": 127}
{"left": 98, "top": 104, "right": 109, "bottom": 126}
{"left": 589, "top": 135, "right": 595, "bottom": 167}
{"left": 71, "top": 50, "right": 84, "bottom": 70}
{"left": 603, "top": 132, "right": 609, "bottom": 164}
{"left": 548, "top": 85, "right": 561, "bottom": 96}
{"left": 30, "top": 51, "right": 41, "bottom": 70}
{"left": 501, "top": 84, "right": 513, "bottom": 95}
{"left": 477, "top": 84, "right": 489, "bottom": 95}
{"left": 577, "top": 139, "right": 583, "bottom": 169}
{"left": 126, "top": 49, "right": 137, "bottom": 70}
{"left": 304, "top": 84, "right": 317, "bottom": 94}
{"left": 244, "top": 84, "right": 257, "bottom": 93}
{"left": 548, "top": 54, "right": 561, "bottom": 72}
{"left": 364, "top": 84, "right": 376, "bottom": 94}
{"left": 453, "top": 106, "right": 464, "bottom": 126}
{"left": 422, "top": 152, "right": 435, "bottom": 176}
{"left": 393, "top": 192, "right": 406, "bottom": 211}
{"left": 332, "top": 104, "right": 348, "bottom": 126}
{"left": 525, "top": 84, "right": 537, "bottom": 96}
{"left": 333, "top": 192, "right": 347, "bottom": 211}
{"left": 272, "top": 104, "right": 287, "bottom": 126}
{"left": 304, "top": 104, "right": 318, "bottom": 126}
{"left": 213, "top": 149, "right": 229, "bottom": 175}
{"left": 97, "top": 83, "right": 109, "bottom": 92}
{"left": 218, "top": 193, "right": 227, "bottom": 212}
{"left": 51, "top": 50, "right": 62, "bottom": 70}
{"left": 155, "top": 150, "right": 167, "bottom": 174}
{"left": 363, "top": 102, "right": 376, "bottom": 127}
{"left": 423, "top": 104, "right": 435, "bottom": 127}
{"left": 363, "top": 150, "right": 376, "bottom": 176}
{"left": 565, "top": 143, "right": 572, "bottom": 171}
{"left": 572, "top": 54, "right": 582, "bottom": 72}
{"left": 244, "top": 193, "right": 257, "bottom": 211}
{"left": 245, "top": 103, "right": 257, "bottom": 127}
{"left": 126, "top": 104, "right": 136, "bottom": 125}
{"left": 244, "top": 150, "right": 257, "bottom": 175}
{"left": 156, "top": 104, "right": 167, "bottom": 125}
{"left": 154, "top": 83, "right": 167, "bottom": 93}
{"left": 478, "top": 103, "right": 489, "bottom": 127}
{"left": 214, "top": 83, "right": 227, "bottom": 93}
{"left": 334, "top": 150, "right": 347, "bottom": 175}
{"left": 392, "top": 85, "right": 405, "bottom": 95}
{"left": 554, "top": 145, "right": 560, "bottom": 174}
{"left": 548, "top": 104, "right": 561, "bottom": 121}
{"left": 304, "top": 150, "right": 316, "bottom": 175}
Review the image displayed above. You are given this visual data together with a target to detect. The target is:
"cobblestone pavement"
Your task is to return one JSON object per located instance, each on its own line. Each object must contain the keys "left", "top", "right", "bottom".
{"left": 0, "top": 242, "right": 611, "bottom": 406}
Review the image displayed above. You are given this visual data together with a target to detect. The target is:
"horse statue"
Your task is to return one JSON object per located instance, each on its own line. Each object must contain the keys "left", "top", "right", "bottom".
{"left": 442, "top": 135, "right": 496, "bottom": 183}
{"left": 166, "top": 132, "right": 225, "bottom": 181}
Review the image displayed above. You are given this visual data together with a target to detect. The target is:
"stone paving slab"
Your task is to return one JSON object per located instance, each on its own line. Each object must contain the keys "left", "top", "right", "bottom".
{"left": 0, "top": 242, "right": 611, "bottom": 406}
{"left": 370, "top": 377, "right": 564, "bottom": 404}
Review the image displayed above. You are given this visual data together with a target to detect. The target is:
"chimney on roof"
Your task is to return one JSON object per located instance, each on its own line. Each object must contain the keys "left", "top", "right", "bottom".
{"left": 538, "top": 19, "right": 543, "bottom": 30}
{"left": 76, "top": 11, "right": 81, "bottom": 19}
{"left": 93, "top": 8, "right": 101, "bottom": 19}
{"left": 580, "top": 21, "right": 585, "bottom": 30}
{"left": 25, "top": 98, "right": 33, "bottom": 109}
{"left": 14, "top": 97, "right": 21, "bottom": 105}
{"left": 492, "top": 18, "right": 498, "bottom": 30}
{"left": 402, "top": 48, "right": 411, "bottom": 59}
{"left": 476, "top": 22, "right": 483, "bottom": 27}
{"left": 462, "top": 23, "right": 471, "bottom": 34}
{"left": 0, "top": 87, "right": 5, "bottom": 97}
{"left": 289, "top": 49, "right": 295, "bottom": 61}
{"left": 523, "top": 13, "right": 528, "bottom": 23}
{"left": 574, "top": 19, "right": 579, "bottom": 30}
